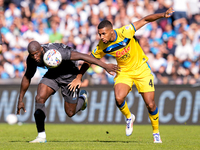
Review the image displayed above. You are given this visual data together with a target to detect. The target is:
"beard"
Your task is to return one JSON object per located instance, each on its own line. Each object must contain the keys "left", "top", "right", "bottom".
{"left": 36, "top": 54, "right": 45, "bottom": 66}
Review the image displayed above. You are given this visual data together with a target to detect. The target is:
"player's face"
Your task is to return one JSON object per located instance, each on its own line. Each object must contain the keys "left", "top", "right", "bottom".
{"left": 98, "top": 27, "right": 114, "bottom": 44}
{"left": 29, "top": 47, "right": 44, "bottom": 65}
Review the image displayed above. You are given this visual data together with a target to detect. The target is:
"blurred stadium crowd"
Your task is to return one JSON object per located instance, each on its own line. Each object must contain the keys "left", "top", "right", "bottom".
{"left": 0, "top": 0, "right": 200, "bottom": 86}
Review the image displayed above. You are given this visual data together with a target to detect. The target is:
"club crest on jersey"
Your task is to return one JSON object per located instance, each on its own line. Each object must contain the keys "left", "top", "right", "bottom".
{"left": 122, "top": 42, "right": 126, "bottom": 46}
{"left": 125, "top": 25, "right": 130, "bottom": 30}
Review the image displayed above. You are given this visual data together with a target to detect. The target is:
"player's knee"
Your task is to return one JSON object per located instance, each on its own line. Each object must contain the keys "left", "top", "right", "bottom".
{"left": 65, "top": 110, "right": 75, "bottom": 118}
{"left": 146, "top": 102, "right": 156, "bottom": 111}
{"left": 115, "top": 94, "right": 126, "bottom": 105}
{"left": 35, "top": 95, "right": 45, "bottom": 104}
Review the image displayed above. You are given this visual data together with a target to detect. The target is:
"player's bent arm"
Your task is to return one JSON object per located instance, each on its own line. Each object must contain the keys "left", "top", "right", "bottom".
{"left": 76, "top": 62, "right": 91, "bottom": 80}
{"left": 133, "top": 7, "right": 174, "bottom": 31}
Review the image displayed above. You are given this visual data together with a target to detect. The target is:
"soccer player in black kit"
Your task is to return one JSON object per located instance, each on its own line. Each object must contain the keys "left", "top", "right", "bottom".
{"left": 16, "top": 41, "right": 119, "bottom": 143}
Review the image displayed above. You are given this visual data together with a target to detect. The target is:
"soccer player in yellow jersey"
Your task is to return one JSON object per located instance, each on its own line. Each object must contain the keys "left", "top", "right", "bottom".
{"left": 68, "top": 7, "right": 174, "bottom": 143}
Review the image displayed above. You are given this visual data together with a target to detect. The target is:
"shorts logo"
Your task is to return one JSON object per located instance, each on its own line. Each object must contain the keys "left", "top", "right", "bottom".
{"left": 72, "top": 89, "right": 78, "bottom": 100}
{"left": 72, "top": 97, "right": 77, "bottom": 100}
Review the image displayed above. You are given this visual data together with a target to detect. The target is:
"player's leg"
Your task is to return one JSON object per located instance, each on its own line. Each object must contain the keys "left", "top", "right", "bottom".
{"left": 141, "top": 92, "right": 162, "bottom": 143}
{"left": 115, "top": 83, "right": 131, "bottom": 118}
{"left": 141, "top": 91, "right": 159, "bottom": 133}
{"left": 29, "top": 83, "right": 55, "bottom": 143}
{"left": 135, "top": 62, "right": 162, "bottom": 143}
{"left": 114, "top": 83, "right": 135, "bottom": 136}
{"left": 63, "top": 87, "right": 88, "bottom": 117}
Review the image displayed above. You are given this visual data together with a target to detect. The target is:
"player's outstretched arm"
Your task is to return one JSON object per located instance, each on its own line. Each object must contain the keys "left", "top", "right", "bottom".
{"left": 133, "top": 7, "right": 174, "bottom": 31}
{"left": 70, "top": 51, "right": 120, "bottom": 75}
{"left": 68, "top": 51, "right": 120, "bottom": 92}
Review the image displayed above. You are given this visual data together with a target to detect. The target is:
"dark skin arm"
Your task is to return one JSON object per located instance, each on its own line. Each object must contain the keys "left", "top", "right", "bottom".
{"left": 68, "top": 62, "right": 90, "bottom": 91}
{"left": 70, "top": 51, "right": 119, "bottom": 74}
{"left": 68, "top": 51, "right": 120, "bottom": 91}
{"left": 17, "top": 62, "right": 37, "bottom": 115}
{"left": 133, "top": 7, "right": 174, "bottom": 30}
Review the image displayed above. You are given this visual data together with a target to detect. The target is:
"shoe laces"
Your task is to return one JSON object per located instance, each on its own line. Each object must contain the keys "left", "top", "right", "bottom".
{"left": 126, "top": 118, "right": 132, "bottom": 129}
{"left": 154, "top": 134, "right": 160, "bottom": 141}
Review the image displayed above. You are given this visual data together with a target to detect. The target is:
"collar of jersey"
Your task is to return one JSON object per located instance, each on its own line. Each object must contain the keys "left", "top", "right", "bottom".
{"left": 113, "top": 30, "right": 117, "bottom": 42}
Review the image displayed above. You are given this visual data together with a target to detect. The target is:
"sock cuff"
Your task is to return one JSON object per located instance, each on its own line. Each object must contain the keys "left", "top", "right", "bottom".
{"left": 79, "top": 95, "right": 86, "bottom": 100}
{"left": 149, "top": 107, "right": 158, "bottom": 115}
{"left": 35, "top": 103, "right": 46, "bottom": 116}
{"left": 117, "top": 100, "right": 125, "bottom": 109}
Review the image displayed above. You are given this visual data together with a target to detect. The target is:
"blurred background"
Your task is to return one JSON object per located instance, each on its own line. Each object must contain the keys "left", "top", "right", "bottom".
{"left": 0, "top": 0, "right": 200, "bottom": 86}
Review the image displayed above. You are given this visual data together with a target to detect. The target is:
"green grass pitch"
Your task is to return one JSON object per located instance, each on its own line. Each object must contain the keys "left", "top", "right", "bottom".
{"left": 0, "top": 124, "right": 199, "bottom": 150}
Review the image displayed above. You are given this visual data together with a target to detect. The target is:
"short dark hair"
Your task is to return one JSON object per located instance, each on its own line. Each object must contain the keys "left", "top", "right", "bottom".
{"left": 98, "top": 20, "right": 113, "bottom": 29}
{"left": 27, "top": 41, "right": 41, "bottom": 53}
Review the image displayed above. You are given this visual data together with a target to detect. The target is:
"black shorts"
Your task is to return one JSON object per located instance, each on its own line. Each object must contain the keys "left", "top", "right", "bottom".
{"left": 39, "top": 75, "right": 80, "bottom": 104}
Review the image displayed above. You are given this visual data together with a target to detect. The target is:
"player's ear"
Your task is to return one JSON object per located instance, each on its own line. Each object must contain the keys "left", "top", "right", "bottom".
{"left": 110, "top": 29, "right": 115, "bottom": 35}
{"left": 41, "top": 47, "right": 44, "bottom": 54}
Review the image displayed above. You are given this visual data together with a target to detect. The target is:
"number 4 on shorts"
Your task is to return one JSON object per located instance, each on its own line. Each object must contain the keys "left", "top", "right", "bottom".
{"left": 149, "top": 79, "right": 153, "bottom": 87}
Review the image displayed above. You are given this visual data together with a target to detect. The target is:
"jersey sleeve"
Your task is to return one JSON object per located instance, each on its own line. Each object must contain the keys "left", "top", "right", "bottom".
{"left": 26, "top": 55, "right": 37, "bottom": 71}
{"left": 58, "top": 43, "right": 73, "bottom": 60}
{"left": 91, "top": 44, "right": 105, "bottom": 59}
{"left": 121, "top": 24, "right": 136, "bottom": 38}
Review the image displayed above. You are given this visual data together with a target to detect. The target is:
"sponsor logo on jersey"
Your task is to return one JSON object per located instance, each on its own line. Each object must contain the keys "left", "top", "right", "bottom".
{"left": 119, "top": 53, "right": 130, "bottom": 61}
{"left": 116, "top": 46, "right": 130, "bottom": 57}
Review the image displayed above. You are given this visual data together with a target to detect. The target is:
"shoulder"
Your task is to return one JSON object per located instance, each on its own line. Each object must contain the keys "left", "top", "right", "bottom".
{"left": 95, "top": 40, "right": 110, "bottom": 52}
{"left": 26, "top": 55, "right": 37, "bottom": 66}
{"left": 117, "top": 24, "right": 136, "bottom": 38}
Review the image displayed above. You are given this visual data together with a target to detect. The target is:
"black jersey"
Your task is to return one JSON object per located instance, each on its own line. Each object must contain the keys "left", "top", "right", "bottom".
{"left": 27, "top": 43, "right": 79, "bottom": 79}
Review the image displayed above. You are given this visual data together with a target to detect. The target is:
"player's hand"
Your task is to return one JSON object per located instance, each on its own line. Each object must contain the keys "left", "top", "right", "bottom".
{"left": 164, "top": 7, "right": 174, "bottom": 18}
{"left": 105, "top": 64, "right": 121, "bottom": 76}
{"left": 17, "top": 101, "right": 26, "bottom": 115}
{"left": 68, "top": 78, "right": 82, "bottom": 92}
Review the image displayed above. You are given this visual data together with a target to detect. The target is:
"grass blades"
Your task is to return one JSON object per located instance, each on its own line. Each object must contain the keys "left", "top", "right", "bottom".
{"left": 0, "top": 124, "right": 199, "bottom": 150}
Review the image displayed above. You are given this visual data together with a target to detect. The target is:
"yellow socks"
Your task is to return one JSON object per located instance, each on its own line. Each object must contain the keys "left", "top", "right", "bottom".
{"left": 117, "top": 101, "right": 131, "bottom": 119}
{"left": 148, "top": 107, "right": 159, "bottom": 133}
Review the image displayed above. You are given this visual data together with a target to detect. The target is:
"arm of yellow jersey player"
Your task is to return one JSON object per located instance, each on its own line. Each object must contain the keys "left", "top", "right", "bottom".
{"left": 133, "top": 7, "right": 174, "bottom": 31}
